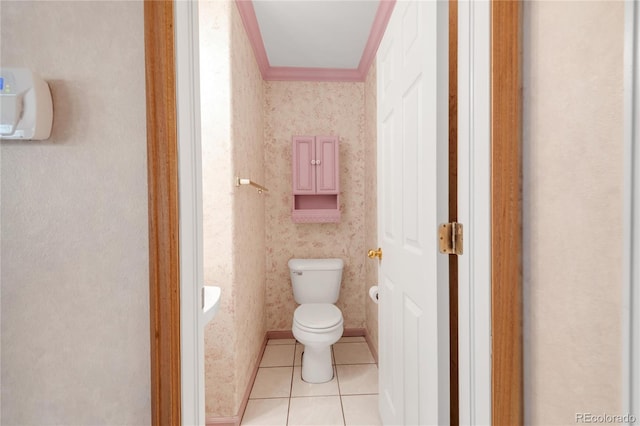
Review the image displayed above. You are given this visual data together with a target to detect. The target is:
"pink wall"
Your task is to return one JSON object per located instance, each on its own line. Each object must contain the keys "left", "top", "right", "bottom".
{"left": 200, "top": 0, "right": 236, "bottom": 417}
{"left": 364, "top": 64, "right": 379, "bottom": 352}
{"left": 264, "top": 81, "right": 368, "bottom": 331}
{"left": 230, "top": 0, "right": 267, "bottom": 415}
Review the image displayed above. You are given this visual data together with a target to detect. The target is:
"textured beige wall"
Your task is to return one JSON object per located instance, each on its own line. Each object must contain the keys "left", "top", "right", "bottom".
{"left": 264, "top": 81, "right": 367, "bottom": 331}
{"left": 364, "top": 64, "right": 379, "bottom": 352}
{"left": 1, "top": 1, "right": 150, "bottom": 424}
{"left": 523, "top": 1, "right": 624, "bottom": 424}
{"left": 201, "top": 0, "right": 266, "bottom": 418}
{"left": 200, "top": 0, "right": 237, "bottom": 417}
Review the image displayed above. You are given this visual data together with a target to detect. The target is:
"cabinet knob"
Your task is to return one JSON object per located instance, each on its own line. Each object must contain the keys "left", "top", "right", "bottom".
{"left": 311, "top": 160, "right": 316, "bottom": 165}
{"left": 316, "top": 160, "right": 321, "bottom": 165}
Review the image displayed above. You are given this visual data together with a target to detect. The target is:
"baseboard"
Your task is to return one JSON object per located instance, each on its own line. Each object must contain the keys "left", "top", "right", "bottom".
{"left": 205, "top": 327, "right": 376, "bottom": 425}
{"left": 342, "top": 327, "right": 366, "bottom": 337}
{"left": 266, "top": 329, "right": 294, "bottom": 339}
{"left": 364, "top": 329, "right": 379, "bottom": 365}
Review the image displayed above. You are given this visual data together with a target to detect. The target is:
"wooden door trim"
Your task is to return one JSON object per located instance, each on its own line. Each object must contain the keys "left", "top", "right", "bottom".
{"left": 144, "top": 1, "right": 181, "bottom": 425}
{"left": 143, "top": 1, "right": 522, "bottom": 423}
{"left": 491, "top": 1, "right": 523, "bottom": 424}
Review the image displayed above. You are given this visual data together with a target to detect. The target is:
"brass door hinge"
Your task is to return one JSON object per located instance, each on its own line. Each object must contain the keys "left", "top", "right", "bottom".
{"left": 439, "top": 222, "right": 463, "bottom": 255}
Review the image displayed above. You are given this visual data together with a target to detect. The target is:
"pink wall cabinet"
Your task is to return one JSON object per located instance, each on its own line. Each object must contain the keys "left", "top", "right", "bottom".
{"left": 292, "top": 135, "right": 340, "bottom": 223}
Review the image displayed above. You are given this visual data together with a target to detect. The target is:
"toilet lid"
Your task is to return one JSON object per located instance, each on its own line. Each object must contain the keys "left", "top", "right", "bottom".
{"left": 294, "top": 304, "right": 343, "bottom": 329}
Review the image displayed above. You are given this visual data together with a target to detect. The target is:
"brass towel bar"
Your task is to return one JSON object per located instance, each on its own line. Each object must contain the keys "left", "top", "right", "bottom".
{"left": 235, "top": 177, "right": 269, "bottom": 194}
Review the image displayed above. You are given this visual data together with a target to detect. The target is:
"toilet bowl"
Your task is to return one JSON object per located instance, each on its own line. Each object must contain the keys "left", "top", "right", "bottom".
{"left": 288, "top": 258, "right": 345, "bottom": 384}
{"left": 292, "top": 303, "right": 344, "bottom": 383}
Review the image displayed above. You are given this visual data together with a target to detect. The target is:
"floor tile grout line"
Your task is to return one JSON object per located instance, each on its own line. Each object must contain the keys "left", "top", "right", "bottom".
{"left": 289, "top": 394, "right": 340, "bottom": 398}
{"left": 333, "top": 346, "right": 340, "bottom": 396}
{"left": 249, "top": 396, "right": 295, "bottom": 400}
{"left": 341, "top": 392, "right": 380, "bottom": 396}
{"left": 334, "top": 362, "right": 376, "bottom": 365}
{"left": 286, "top": 355, "right": 295, "bottom": 426}
{"left": 259, "top": 365, "right": 298, "bottom": 369}
{"left": 287, "top": 340, "right": 296, "bottom": 424}
{"left": 333, "top": 345, "right": 347, "bottom": 426}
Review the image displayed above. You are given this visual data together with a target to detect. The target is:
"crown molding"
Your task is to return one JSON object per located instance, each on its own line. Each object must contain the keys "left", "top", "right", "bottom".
{"left": 235, "top": 0, "right": 395, "bottom": 82}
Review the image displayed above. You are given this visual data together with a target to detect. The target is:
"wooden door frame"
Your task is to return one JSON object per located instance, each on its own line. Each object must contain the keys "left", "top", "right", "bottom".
{"left": 490, "top": 2, "right": 522, "bottom": 424}
{"left": 144, "top": 1, "right": 181, "bottom": 425}
{"left": 143, "top": 0, "right": 522, "bottom": 424}
{"left": 491, "top": 0, "right": 524, "bottom": 425}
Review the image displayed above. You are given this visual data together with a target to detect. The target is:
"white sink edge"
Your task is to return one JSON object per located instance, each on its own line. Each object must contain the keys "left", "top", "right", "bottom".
{"left": 203, "top": 285, "right": 221, "bottom": 325}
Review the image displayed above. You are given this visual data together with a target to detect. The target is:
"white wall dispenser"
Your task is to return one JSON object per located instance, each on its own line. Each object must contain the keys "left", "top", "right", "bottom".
{"left": 0, "top": 68, "right": 53, "bottom": 140}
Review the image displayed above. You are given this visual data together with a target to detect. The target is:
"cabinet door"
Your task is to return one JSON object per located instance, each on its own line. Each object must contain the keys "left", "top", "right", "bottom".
{"left": 293, "top": 136, "right": 315, "bottom": 194}
{"left": 315, "top": 136, "right": 339, "bottom": 194}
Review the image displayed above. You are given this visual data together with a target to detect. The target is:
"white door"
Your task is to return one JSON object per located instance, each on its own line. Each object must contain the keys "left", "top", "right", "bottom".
{"left": 376, "top": 1, "right": 450, "bottom": 425}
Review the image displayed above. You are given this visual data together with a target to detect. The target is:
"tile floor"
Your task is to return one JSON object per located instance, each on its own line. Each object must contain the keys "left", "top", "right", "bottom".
{"left": 241, "top": 336, "right": 381, "bottom": 426}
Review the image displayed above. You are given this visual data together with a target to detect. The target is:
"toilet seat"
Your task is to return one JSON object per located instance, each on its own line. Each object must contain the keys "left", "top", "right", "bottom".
{"left": 293, "top": 303, "right": 343, "bottom": 331}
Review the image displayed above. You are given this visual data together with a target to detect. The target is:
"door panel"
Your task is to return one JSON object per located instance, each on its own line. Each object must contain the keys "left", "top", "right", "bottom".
{"left": 381, "top": 114, "right": 397, "bottom": 241}
{"left": 379, "top": 275, "right": 401, "bottom": 421}
{"left": 315, "top": 136, "right": 338, "bottom": 194}
{"left": 293, "top": 136, "right": 315, "bottom": 194}
{"left": 403, "top": 295, "right": 422, "bottom": 425}
{"left": 401, "top": 76, "right": 422, "bottom": 252}
{"left": 377, "top": 1, "right": 450, "bottom": 424}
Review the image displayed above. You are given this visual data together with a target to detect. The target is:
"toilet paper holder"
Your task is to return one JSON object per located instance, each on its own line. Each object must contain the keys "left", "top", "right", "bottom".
{"left": 368, "top": 286, "right": 379, "bottom": 303}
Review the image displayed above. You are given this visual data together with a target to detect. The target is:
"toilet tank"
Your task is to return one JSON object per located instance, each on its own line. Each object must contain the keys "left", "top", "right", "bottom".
{"left": 288, "top": 258, "right": 344, "bottom": 304}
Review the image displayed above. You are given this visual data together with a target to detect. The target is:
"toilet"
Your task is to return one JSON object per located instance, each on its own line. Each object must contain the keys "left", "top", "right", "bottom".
{"left": 289, "top": 258, "right": 344, "bottom": 384}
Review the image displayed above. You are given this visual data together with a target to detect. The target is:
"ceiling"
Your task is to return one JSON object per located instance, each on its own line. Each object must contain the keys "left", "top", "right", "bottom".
{"left": 236, "top": 0, "right": 395, "bottom": 82}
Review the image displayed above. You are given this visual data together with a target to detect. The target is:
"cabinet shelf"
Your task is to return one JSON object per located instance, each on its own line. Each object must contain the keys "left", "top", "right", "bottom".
{"left": 294, "top": 194, "right": 338, "bottom": 210}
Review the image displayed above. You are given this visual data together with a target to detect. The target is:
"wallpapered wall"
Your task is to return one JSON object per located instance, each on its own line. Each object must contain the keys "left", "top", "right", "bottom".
{"left": 200, "top": 0, "right": 266, "bottom": 418}
{"left": 201, "top": 0, "right": 235, "bottom": 417}
{"left": 364, "top": 64, "right": 379, "bottom": 352}
{"left": 263, "top": 81, "right": 368, "bottom": 331}
{"left": 229, "top": 0, "right": 267, "bottom": 416}
{"left": 523, "top": 1, "right": 624, "bottom": 423}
